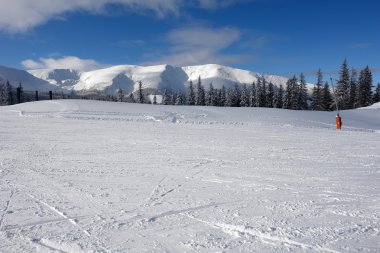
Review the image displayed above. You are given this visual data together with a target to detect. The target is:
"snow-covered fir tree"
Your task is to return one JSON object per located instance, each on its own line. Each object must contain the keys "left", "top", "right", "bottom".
{"left": 311, "top": 69, "right": 323, "bottom": 111}
{"left": 162, "top": 89, "right": 171, "bottom": 105}
{"left": 206, "top": 83, "right": 215, "bottom": 106}
{"left": 175, "top": 91, "right": 184, "bottom": 105}
{"left": 249, "top": 82, "right": 256, "bottom": 107}
{"left": 117, "top": 88, "right": 124, "bottom": 102}
{"left": 16, "top": 83, "right": 24, "bottom": 104}
{"left": 153, "top": 95, "right": 157, "bottom": 104}
{"left": 284, "top": 76, "right": 298, "bottom": 109}
{"left": 274, "top": 84, "right": 284, "bottom": 109}
{"left": 0, "top": 80, "right": 13, "bottom": 105}
{"left": 322, "top": 81, "right": 333, "bottom": 111}
{"left": 259, "top": 76, "right": 267, "bottom": 107}
{"left": 187, "top": 81, "right": 195, "bottom": 105}
{"left": 138, "top": 81, "right": 144, "bottom": 104}
{"left": 349, "top": 68, "right": 358, "bottom": 109}
{"left": 355, "top": 66, "right": 373, "bottom": 107}
{"left": 240, "top": 84, "right": 250, "bottom": 107}
{"left": 255, "top": 77, "right": 262, "bottom": 107}
{"left": 220, "top": 86, "right": 226, "bottom": 106}
{"left": 267, "top": 82, "right": 274, "bottom": 108}
{"left": 336, "top": 59, "right": 350, "bottom": 109}
{"left": 195, "top": 76, "right": 205, "bottom": 106}
{"left": 128, "top": 93, "right": 135, "bottom": 103}
{"left": 373, "top": 83, "right": 380, "bottom": 103}
{"left": 298, "top": 73, "right": 308, "bottom": 110}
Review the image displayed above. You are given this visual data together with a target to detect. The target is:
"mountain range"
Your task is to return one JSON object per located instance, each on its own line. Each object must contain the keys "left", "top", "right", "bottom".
{"left": 0, "top": 64, "right": 292, "bottom": 94}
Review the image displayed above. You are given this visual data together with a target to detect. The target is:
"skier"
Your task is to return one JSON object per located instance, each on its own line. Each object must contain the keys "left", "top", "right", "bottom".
{"left": 336, "top": 113, "right": 342, "bottom": 130}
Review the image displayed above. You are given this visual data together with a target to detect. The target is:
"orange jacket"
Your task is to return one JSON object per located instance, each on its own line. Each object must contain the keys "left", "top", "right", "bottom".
{"left": 336, "top": 116, "right": 342, "bottom": 129}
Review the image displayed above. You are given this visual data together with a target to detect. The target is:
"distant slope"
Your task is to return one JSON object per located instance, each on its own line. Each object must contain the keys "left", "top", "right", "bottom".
{"left": 0, "top": 65, "right": 61, "bottom": 91}
{"left": 27, "top": 64, "right": 293, "bottom": 94}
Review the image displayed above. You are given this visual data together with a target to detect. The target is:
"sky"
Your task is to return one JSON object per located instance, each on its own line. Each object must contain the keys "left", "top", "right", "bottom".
{"left": 0, "top": 0, "right": 379, "bottom": 84}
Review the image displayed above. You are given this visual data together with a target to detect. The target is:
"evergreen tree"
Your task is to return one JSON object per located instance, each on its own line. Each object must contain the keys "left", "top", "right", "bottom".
{"left": 16, "top": 83, "right": 24, "bottom": 104}
{"left": 298, "top": 73, "right": 308, "bottom": 110}
{"left": 259, "top": 76, "right": 267, "bottom": 107}
{"left": 356, "top": 66, "right": 373, "bottom": 107}
{"left": 162, "top": 89, "right": 171, "bottom": 105}
{"left": 255, "top": 77, "right": 262, "bottom": 107}
{"left": 117, "top": 88, "right": 124, "bottom": 102}
{"left": 187, "top": 81, "right": 195, "bottom": 105}
{"left": 170, "top": 93, "right": 176, "bottom": 105}
{"left": 138, "top": 81, "right": 144, "bottom": 103}
{"left": 195, "top": 76, "right": 205, "bottom": 106}
{"left": 322, "top": 81, "right": 333, "bottom": 111}
{"left": 175, "top": 91, "right": 184, "bottom": 105}
{"left": 349, "top": 68, "right": 358, "bottom": 109}
{"left": 373, "top": 83, "right": 380, "bottom": 103}
{"left": 249, "top": 82, "right": 256, "bottom": 107}
{"left": 0, "top": 80, "right": 13, "bottom": 105}
{"left": 284, "top": 76, "right": 298, "bottom": 109}
{"left": 220, "top": 86, "right": 226, "bottom": 106}
{"left": 267, "top": 82, "right": 275, "bottom": 108}
{"left": 274, "top": 84, "right": 284, "bottom": 109}
{"left": 290, "top": 76, "right": 299, "bottom": 110}
{"left": 336, "top": 58, "right": 350, "bottom": 109}
{"left": 153, "top": 95, "right": 157, "bottom": 104}
{"left": 128, "top": 93, "right": 135, "bottom": 103}
{"left": 311, "top": 69, "right": 323, "bottom": 110}
{"left": 206, "top": 83, "right": 215, "bottom": 106}
{"left": 240, "top": 84, "right": 250, "bottom": 107}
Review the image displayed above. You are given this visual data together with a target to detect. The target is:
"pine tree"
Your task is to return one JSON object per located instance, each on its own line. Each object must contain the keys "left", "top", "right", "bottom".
{"left": 298, "top": 73, "right": 308, "bottom": 110}
{"left": 0, "top": 80, "right": 13, "bottom": 105}
{"left": 336, "top": 58, "right": 350, "bottom": 109}
{"left": 220, "top": 86, "right": 226, "bottom": 106}
{"left": 259, "top": 76, "right": 267, "bottom": 107}
{"left": 195, "top": 76, "right": 205, "bottom": 106}
{"left": 117, "top": 88, "right": 124, "bottom": 102}
{"left": 274, "top": 84, "right": 284, "bottom": 109}
{"left": 153, "top": 95, "right": 157, "bottom": 104}
{"left": 349, "top": 68, "right": 358, "bottom": 109}
{"left": 187, "top": 81, "right": 195, "bottom": 105}
{"left": 206, "top": 83, "right": 215, "bottom": 106}
{"left": 240, "top": 84, "right": 250, "bottom": 107}
{"left": 284, "top": 76, "right": 298, "bottom": 109}
{"left": 249, "top": 82, "right": 256, "bottom": 107}
{"left": 128, "top": 93, "right": 135, "bottom": 103}
{"left": 373, "top": 83, "right": 380, "bottom": 103}
{"left": 322, "top": 82, "right": 333, "bottom": 111}
{"left": 290, "top": 76, "right": 299, "bottom": 110}
{"left": 162, "top": 89, "right": 171, "bottom": 105}
{"left": 311, "top": 69, "right": 323, "bottom": 110}
{"left": 16, "top": 83, "right": 24, "bottom": 104}
{"left": 356, "top": 66, "right": 373, "bottom": 107}
{"left": 175, "top": 91, "right": 184, "bottom": 105}
{"left": 138, "top": 81, "right": 144, "bottom": 103}
{"left": 266, "top": 82, "right": 273, "bottom": 108}
{"left": 255, "top": 77, "right": 262, "bottom": 107}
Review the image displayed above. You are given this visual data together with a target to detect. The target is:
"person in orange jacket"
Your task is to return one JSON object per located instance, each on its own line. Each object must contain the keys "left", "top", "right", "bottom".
{"left": 336, "top": 113, "right": 342, "bottom": 129}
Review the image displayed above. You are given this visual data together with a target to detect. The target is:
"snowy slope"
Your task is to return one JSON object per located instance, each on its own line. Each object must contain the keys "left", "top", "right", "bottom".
{"left": 0, "top": 65, "right": 61, "bottom": 91}
{"left": 26, "top": 64, "right": 294, "bottom": 94}
{"left": 28, "top": 69, "right": 80, "bottom": 89}
{"left": 1, "top": 100, "right": 379, "bottom": 252}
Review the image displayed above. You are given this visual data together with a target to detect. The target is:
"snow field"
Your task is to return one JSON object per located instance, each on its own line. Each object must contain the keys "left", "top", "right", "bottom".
{"left": 0, "top": 100, "right": 379, "bottom": 252}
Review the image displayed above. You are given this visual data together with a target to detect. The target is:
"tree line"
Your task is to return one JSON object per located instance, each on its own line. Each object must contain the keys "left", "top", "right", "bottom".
{"left": 1, "top": 59, "right": 380, "bottom": 109}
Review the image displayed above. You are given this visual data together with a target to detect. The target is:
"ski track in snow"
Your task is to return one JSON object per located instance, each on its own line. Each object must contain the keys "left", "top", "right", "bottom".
{"left": 0, "top": 100, "right": 380, "bottom": 252}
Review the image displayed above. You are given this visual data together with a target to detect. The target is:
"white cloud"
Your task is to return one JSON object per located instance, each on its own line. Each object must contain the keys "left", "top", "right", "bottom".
{"left": 0, "top": 0, "right": 247, "bottom": 33}
{"left": 21, "top": 56, "right": 104, "bottom": 71}
{"left": 147, "top": 26, "right": 248, "bottom": 66}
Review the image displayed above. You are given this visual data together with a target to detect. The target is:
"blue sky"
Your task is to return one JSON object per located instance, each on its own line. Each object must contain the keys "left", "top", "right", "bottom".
{"left": 0, "top": 0, "right": 379, "bottom": 84}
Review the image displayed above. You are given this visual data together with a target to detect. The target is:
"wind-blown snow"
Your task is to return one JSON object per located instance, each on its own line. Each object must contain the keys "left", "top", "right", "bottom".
{"left": 1, "top": 100, "right": 379, "bottom": 252}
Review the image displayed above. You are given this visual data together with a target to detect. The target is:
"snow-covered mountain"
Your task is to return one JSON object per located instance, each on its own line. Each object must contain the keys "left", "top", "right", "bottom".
{"left": 0, "top": 65, "right": 60, "bottom": 91}
{"left": 27, "top": 64, "right": 291, "bottom": 94}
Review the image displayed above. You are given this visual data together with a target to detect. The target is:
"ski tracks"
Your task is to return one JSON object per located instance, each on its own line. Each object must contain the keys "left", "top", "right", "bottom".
{"left": 187, "top": 215, "right": 342, "bottom": 253}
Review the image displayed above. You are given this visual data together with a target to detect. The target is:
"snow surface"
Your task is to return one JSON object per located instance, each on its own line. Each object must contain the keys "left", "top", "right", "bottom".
{"left": 1, "top": 100, "right": 380, "bottom": 252}
{"left": 27, "top": 64, "right": 296, "bottom": 94}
